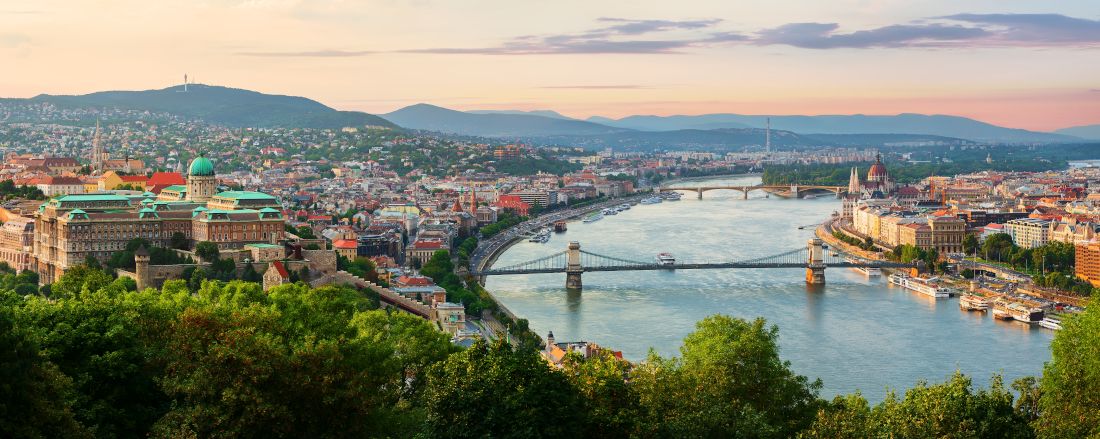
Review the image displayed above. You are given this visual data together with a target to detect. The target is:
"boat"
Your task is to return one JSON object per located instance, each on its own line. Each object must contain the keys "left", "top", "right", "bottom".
{"left": 888, "top": 273, "right": 952, "bottom": 298}
{"left": 583, "top": 212, "right": 604, "bottom": 223}
{"left": 846, "top": 257, "right": 881, "bottom": 276}
{"left": 959, "top": 294, "right": 990, "bottom": 312}
{"left": 639, "top": 197, "right": 662, "bottom": 205}
{"left": 803, "top": 194, "right": 818, "bottom": 200}
{"left": 992, "top": 299, "right": 1045, "bottom": 323}
{"left": 553, "top": 220, "right": 567, "bottom": 233}
{"left": 1038, "top": 317, "right": 1063, "bottom": 330}
{"left": 656, "top": 252, "right": 676, "bottom": 267}
{"left": 618, "top": 204, "right": 631, "bottom": 210}
{"left": 602, "top": 208, "right": 617, "bottom": 215}
{"left": 663, "top": 192, "right": 682, "bottom": 201}
{"left": 527, "top": 228, "right": 551, "bottom": 243}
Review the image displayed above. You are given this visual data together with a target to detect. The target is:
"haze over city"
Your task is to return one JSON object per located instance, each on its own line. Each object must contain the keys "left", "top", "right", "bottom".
{"left": 2, "top": 0, "right": 1098, "bottom": 131}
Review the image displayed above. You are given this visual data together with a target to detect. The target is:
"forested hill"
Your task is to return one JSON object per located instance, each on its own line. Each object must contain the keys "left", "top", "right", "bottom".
{"left": 29, "top": 84, "right": 398, "bottom": 129}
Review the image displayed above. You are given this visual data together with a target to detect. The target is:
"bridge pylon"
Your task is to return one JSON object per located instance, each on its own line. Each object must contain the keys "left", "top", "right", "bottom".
{"left": 696, "top": 188, "right": 703, "bottom": 200}
{"left": 806, "top": 238, "right": 826, "bottom": 284}
{"left": 566, "top": 241, "right": 583, "bottom": 289}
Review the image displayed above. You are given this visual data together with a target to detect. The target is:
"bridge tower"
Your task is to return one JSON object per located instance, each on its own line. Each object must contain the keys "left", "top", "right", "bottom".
{"left": 805, "top": 238, "right": 826, "bottom": 284}
{"left": 566, "top": 241, "right": 583, "bottom": 289}
{"left": 696, "top": 188, "right": 703, "bottom": 199}
{"left": 790, "top": 184, "right": 799, "bottom": 199}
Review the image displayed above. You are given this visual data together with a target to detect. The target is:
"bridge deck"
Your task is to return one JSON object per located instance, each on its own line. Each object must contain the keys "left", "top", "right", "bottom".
{"left": 475, "top": 261, "right": 912, "bottom": 276}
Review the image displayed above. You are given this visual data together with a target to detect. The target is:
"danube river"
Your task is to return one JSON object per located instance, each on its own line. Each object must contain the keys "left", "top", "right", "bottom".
{"left": 486, "top": 175, "right": 1054, "bottom": 402}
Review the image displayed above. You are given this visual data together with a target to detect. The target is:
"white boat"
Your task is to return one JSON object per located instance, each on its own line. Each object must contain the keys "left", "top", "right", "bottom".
{"left": 656, "top": 252, "right": 676, "bottom": 267}
{"left": 888, "top": 273, "right": 953, "bottom": 298}
{"left": 992, "top": 299, "right": 1045, "bottom": 323}
{"left": 1038, "top": 317, "right": 1063, "bottom": 330}
{"left": 639, "top": 197, "right": 662, "bottom": 205}
{"left": 663, "top": 192, "right": 682, "bottom": 201}
{"left": 583, "top": 212, "right": 604, "bottom": 223}
{"left": 959, "top": 294, "right": 990, "bottom": 312}
{"left": 846, "top": 257, "right": 881, "bottom": 276}
{"left": 803, "top": 194, "right": 818, "bottom": 199}
{"left": 618, "top": 204, "right": 630, "bottom": 210}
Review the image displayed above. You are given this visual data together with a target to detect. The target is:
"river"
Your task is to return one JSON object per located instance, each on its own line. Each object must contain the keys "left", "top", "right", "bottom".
{"left": 485, "top": 175, "right": 1054, "bottom": 402}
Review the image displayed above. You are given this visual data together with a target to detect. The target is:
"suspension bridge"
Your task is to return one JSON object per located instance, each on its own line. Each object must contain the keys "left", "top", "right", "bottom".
{"left": 471, "top": 239, "right": 919, "bottom": 289}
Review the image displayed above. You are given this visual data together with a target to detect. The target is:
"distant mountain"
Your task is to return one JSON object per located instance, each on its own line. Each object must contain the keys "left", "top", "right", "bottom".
{"left": 467, "top": 109, "right": 575, "bottom": 120}
{"left": 588, "top": 113, "right": 1078, "bottom": 143}
{"left": 384, "top": 104, "right": 627, "bottom": 137}
{"left": 587, "top": 114, "right": 753, "bottom": 131}
{"left": 1055, "top": 124, "right": 1100, "bottom": 140}
{"left": 530, "top": 127, "right": 818, "bottom": 151}
{"left": 802, "top": 133, "right": 971, "bottom": 146}
{"left": 29, "top": 84, "right": 397, "bottom": 129}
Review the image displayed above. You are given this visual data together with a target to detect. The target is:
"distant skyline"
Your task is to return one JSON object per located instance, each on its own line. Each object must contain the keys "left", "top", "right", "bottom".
{"left": 2, "top": 1, "right": 1098, "bottom": 131}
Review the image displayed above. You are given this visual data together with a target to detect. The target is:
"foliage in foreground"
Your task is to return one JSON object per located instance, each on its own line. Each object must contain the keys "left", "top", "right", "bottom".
{"left": 2, "top": 266, "right": 1099, "bottom": 438}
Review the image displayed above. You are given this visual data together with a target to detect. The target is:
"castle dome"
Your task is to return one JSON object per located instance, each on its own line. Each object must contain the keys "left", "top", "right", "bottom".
{"left": 188, "top": 154, "right": 215, "bottom": 177}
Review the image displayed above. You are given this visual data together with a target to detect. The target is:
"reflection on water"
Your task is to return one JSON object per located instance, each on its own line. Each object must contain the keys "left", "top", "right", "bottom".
{"left": 486, "top": 175, "right": 1054, "bottom": 402}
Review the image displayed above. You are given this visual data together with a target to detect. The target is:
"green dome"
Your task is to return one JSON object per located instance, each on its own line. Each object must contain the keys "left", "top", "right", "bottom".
{"left": 189, "top": 155, "right": 215, "bottom": 176}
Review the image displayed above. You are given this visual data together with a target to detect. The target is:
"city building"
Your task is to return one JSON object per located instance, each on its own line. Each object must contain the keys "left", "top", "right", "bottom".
{"left": 1005, "top": 218, "right": 1052, "bottom": 249}
{"left": 1075, "top": 240, "right": 1100, "bottom": 287}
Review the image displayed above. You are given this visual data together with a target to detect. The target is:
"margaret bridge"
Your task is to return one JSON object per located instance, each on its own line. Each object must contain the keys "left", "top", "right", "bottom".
{"left": 472, "top": 238, "right": 920, "bottom": 289}
{"left": 659, "top": 184, "right": 847, "bottom": 199}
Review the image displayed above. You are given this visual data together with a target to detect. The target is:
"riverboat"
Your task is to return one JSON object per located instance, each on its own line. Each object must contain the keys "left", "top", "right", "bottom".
{"left": 1038, "top": 317, "right": 1063, "bottom": 330}
{"left": 959, "top": 294, "right": 990, "bottom": 312}
{"left": 553, "top": 220, "right": 567, "bottom": 233}
{"left": 656, "top": 253, "right": 676, "bottom": 267}
{"left": 888, "top": 273, "right": 952, "bottom": 298}
{"left": 992, "top": 299, "right": 1045, "bottom": 323}
{"left": 846, "top": 256, "right": 881, "bottom": 276}
{"left": 639, "top": 197, "right": 662, "bottom": 205}
{"left": 663, "top": 192, "right": 682, "bottom": 201}
{"left": 583, "top": 212, "right": 604, "bottom": 223}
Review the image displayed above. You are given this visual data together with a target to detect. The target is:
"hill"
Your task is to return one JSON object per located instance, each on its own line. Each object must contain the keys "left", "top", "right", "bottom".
{"left": 466, "top": 109, "right": 575, "bottom": 120}
{"left": 529, "top": 127, "right": 817, "bottom": 151}
{"left": 588, "top": 113, "right": 1078, "bottom": 143}
{"left": 1055, "top": 124, "right": 1100, "bottom": 140}
{"left": 30, "top": 84, "right": 397, "bottom": 129}
{"left": 383, "top": 104, "right": 627, "bottom": 137}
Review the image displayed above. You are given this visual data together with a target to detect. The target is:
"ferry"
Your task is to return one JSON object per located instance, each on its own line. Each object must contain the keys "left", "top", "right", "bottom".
{"left": 553, "top": 220, "right": 568, "bottom": 233}
{"left": 959, "top": 294, "right": 990, "bottom": 312}
{"left": 1038, "top": 317, "right": 1063, "bottom": 331}
{"left": 888, "top": 273, "right": 953, "bottom": 298}
{"left": 656, "top": 253, "right": 676, "bottom": 267}
{"left": 639, "top": 197, "right": 662, "bottom": 205}
{"left": 583, "top": 212, "right": 604, "bottom": 223}
{"left": 845, "top": 257, "right": 880, "bottom": 276}
{"left": 992, "top": 299, "right": 1045, "bottom": 323}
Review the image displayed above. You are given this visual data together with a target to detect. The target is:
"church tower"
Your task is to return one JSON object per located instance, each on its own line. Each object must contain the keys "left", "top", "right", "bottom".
{"left": 847, "top": 166, "right": 861, "bottom": 195}
{"left": 186, "top": 153, "right": 217, "bottom": 202}
{"left": 469, "top": 186, "right": 478, "bottom": 213}
{"left": 91, "top": 119, "right": 106, "bottom": 173}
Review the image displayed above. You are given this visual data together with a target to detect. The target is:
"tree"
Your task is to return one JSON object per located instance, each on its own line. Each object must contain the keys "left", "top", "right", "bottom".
{"left": 1036, "top": 296, "right": 1100, "bottom": 437}
{"left": 421, "top": 339, "right": 583, "bottom": 438}
{"left": 963, "top": 234, "right": 979, "bottom": 256}
{"left": 0, "top": 302, "right": 88, "bottom": 438}
{"left": 170, "top": 232, "right": 189, "bottom": 250}
{"left": 194, "top": 241, "right": 220, "bottom": 262}
{"left": 632, "top": 315, "right": 822, "bottom": 438}
{"left": 801, "top": 373, "right": 1033, "bottom": 438}
{"left": 561, "top": 352, "right": 640, "bottom": 437}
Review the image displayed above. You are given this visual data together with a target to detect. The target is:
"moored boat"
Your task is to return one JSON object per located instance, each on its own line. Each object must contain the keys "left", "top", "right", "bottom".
{"left": 992, "top": 299, "right": 1044, "bottom": 323}
{"left": 888, "top": 273, "right": 953, "bottom": 298}
{"left": 583, "top": 212, "right": 604, "bottom": 223}
{"left": 1038, "top": 317, "right": 1063, "bottom": 330}
{"left": 959, "top": 294, "right": 990, "bottom": 312}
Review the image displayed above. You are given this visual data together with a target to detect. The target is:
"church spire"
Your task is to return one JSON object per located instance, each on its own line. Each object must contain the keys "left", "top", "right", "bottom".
{"left": 469, "top": 185, "right": 477, "bottom": 213}
{"left": 91, "top": 118, "right": 105, "bottom": 173}
{"left": 848, "top": 166, "right": 860, "bottom": 195}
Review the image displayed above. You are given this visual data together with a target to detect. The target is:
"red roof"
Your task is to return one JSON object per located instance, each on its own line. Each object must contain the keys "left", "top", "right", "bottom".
{"left": 147, "top": 172, "right": 185, "bottom": 186}
{"left": 332, "top": 239, "right": 357, "bottom": 249}
{"left": 396, "top": 275, "right": 433, "bottom": 286}
{"left": 411, "top": 240, "right": 443, "bottom": 249}
{"left": 271, "top": 261, "right": 289, "bottom": 279}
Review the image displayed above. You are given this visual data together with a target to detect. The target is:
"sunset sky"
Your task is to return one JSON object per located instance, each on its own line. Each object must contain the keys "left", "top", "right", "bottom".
{"left": 2, "top": 0, "right": 1098, "bottom": 131}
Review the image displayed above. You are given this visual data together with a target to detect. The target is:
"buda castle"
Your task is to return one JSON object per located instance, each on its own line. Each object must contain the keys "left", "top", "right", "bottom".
{"left": 34, "top": 155, "right": 285, "bottom": 283}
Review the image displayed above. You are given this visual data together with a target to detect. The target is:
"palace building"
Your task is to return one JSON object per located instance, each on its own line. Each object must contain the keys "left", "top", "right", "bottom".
{"left": 34, "top": 155, "right": 285, "bottom": 283}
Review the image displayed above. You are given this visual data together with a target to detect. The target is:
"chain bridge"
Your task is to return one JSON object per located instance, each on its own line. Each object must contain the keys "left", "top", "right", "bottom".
{"left": 471, "top": 239, "right": 919, "bottom": 289}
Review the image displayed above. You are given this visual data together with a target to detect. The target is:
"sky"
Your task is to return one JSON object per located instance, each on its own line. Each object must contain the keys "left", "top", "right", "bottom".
{"left": 1, "top": 0, "right": 1098, "bottom": 131}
